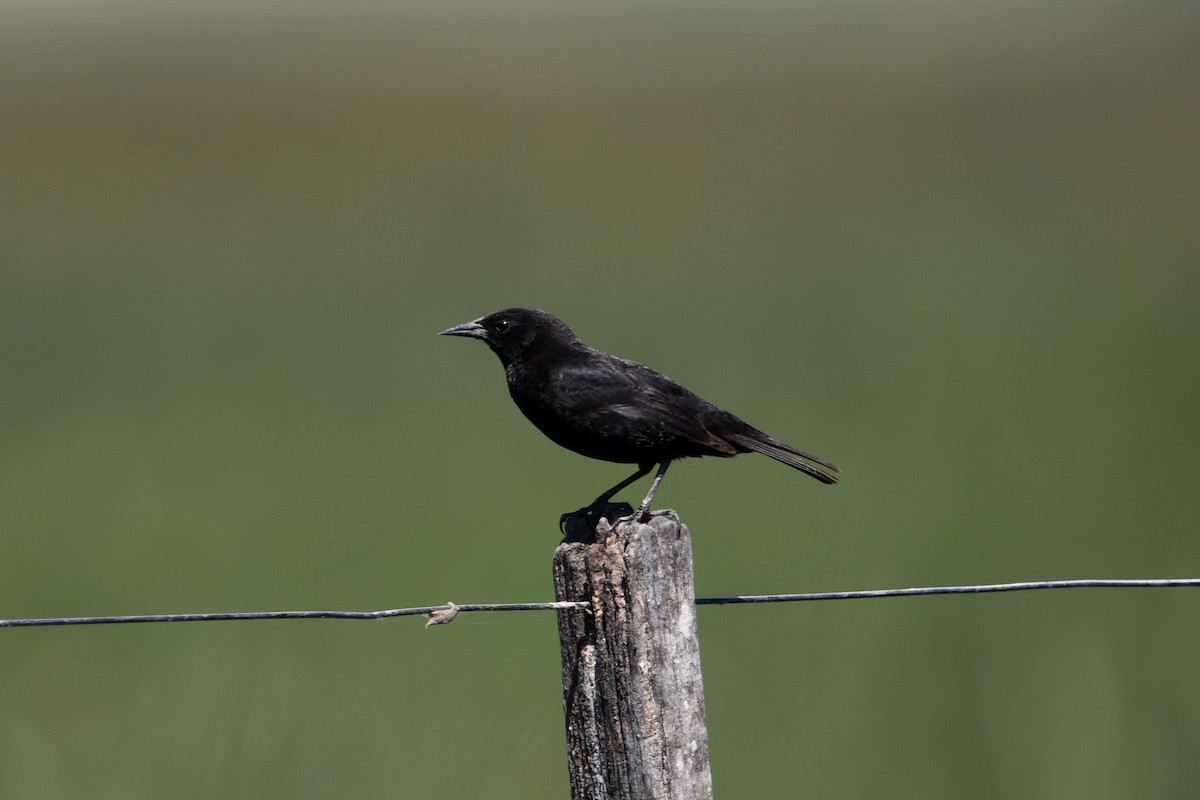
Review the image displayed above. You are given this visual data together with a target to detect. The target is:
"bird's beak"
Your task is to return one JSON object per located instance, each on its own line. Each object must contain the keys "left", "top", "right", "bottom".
{"left": 438, "top": 319, "right": 488, "bottom": 340}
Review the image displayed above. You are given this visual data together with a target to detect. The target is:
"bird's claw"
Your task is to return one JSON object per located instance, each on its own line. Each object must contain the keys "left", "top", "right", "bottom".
{"left": 610, "top": 507, "right": 679, "bottom": 528}
{"left": 610, "top": 507, "right": 647, "bottom": 528}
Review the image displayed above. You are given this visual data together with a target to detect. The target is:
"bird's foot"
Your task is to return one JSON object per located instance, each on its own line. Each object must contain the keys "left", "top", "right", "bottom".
{"left": 559, "top": 501, "right": 635, "bottom": 542}
{"left": 610, "top": 508, "right": 647, "bottom": 529}
{"left": 610, "top": 507, "right": 679, "bottom": 529}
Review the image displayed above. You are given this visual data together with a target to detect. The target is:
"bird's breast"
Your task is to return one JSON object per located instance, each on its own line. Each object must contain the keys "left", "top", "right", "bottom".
{"left": 505, "top": 370, "right": 657, "bottom": 464}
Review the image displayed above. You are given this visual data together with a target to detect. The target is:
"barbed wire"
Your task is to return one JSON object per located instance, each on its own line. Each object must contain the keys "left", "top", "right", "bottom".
{"left": 2, "top": 578, "right": 1196, "bottom": 629}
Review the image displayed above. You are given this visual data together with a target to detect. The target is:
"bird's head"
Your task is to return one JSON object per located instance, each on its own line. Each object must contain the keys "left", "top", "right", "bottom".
{"left": 439, "top": 307, "right": 581, "bottom": 367}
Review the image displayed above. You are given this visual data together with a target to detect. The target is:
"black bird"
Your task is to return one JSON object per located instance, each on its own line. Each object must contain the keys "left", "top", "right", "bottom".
{"left": 440, "top": 307, "right": 838, "bottom": 524}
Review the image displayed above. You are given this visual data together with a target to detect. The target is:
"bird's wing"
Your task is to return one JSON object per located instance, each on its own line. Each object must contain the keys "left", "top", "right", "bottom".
{"left": 552, "top": 357, "right": 737, "bottom": 455}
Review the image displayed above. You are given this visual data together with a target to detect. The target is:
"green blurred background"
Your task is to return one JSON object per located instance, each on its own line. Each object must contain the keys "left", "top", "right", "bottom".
{"left": 2, "top": 1, "right": 1198, "bottom": 797}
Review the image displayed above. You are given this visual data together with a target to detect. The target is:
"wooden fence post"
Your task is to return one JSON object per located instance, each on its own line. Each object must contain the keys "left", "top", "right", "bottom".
{"left": 553, "top": 512, "right": 713, "bottom": 800}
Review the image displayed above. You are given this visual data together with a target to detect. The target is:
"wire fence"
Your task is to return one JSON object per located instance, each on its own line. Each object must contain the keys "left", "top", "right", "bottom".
{"left": 3, "top": 578, "right": 1197, "bottom": 629}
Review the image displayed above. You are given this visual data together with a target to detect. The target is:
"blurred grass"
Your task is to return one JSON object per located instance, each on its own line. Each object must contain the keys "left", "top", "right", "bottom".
{"left": 2, "top": 1, "right": 1199, "bottom": 798}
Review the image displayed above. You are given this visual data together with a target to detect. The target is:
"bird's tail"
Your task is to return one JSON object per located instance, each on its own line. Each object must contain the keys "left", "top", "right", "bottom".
{"left": 725, "top": 432, "right": 840, "bottom": 485}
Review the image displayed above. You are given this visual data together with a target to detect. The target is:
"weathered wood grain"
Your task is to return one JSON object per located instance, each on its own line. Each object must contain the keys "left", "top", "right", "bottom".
{"left": 554, "top": 513, "right": 713, "bottom": 800}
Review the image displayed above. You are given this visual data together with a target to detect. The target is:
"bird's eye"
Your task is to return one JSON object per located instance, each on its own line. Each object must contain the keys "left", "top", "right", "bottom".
{"left": 493, "top": 318, "right": 512, "bottom": 334}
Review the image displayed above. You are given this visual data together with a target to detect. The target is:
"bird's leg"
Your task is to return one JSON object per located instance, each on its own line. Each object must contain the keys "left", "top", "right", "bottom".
{"left": 607, "top": 461, "right": 673, "bottom": 528}
{"left": 631, "top": 461, "right": 671, "bottom": 522}
{"left": 559, "top": 463, "right": 652, "bottom": 536}
{"left": 594, "top": 463, "right": 653, "bottom": 505}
